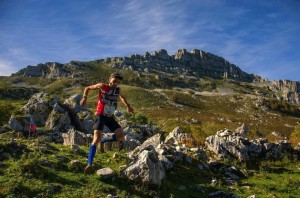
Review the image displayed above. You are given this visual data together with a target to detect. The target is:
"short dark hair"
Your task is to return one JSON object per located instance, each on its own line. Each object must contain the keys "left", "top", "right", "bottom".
{"left": 110, "top": 73, "right": 123, "bottom": 80}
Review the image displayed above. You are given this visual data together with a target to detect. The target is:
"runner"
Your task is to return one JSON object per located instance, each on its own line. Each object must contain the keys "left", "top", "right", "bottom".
{"left": 80, "top": 73, "right": 134, "bottom": 174}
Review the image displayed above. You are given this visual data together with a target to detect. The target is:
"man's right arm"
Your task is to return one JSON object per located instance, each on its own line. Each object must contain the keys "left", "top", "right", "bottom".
{"left": 80, "top": 83, "right": 103, "bottom": 106}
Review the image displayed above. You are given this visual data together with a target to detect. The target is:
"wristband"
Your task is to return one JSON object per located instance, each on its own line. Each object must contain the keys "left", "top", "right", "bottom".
{"left": 83, "top": 96, "right": 87, "bottom": 99}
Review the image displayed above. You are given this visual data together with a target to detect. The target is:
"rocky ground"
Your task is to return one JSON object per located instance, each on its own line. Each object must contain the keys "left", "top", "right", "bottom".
{"left": 1, "top": 92, "right": 299, "bottom": 197}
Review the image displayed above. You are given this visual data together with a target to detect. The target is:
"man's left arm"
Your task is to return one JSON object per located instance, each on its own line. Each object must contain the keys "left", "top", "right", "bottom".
{"left": 119, "top": 91, "right": 134, "bottom": 114}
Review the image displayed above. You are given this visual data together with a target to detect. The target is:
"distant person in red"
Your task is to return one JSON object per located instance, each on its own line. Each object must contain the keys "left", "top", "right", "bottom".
{"left": 29, "top": 123, "right": 37, "bottom": 135}
{"left": 80, "top": 73, "right": 134, "bottom": 174}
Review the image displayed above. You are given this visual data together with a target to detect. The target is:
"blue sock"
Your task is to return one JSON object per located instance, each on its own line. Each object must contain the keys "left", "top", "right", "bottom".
{"left": 100, "top": 134, "right": 117, "bottom": 143}
{"left": 87, "top": 144, "right": 96, "bottom": 166}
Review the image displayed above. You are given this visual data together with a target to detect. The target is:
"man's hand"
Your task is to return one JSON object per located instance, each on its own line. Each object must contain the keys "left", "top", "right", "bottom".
{"left": 127, "top": 106, "right": 134, "bottom": 114}
{"left": 80, "top": 97, "right": 87, "bottom": 106}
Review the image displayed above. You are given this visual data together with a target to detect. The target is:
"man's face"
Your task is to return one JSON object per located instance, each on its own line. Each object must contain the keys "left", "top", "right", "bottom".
{"left": 109, "top": 77, "right": 120, "bottom": 87}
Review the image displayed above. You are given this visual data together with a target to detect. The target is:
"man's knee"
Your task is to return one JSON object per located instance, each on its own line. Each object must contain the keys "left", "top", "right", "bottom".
{"left": 93, "top": 130, "right": 102, "bottom": 144}
{"left": 114, "top": 128, "right": 124, "bottom": 141}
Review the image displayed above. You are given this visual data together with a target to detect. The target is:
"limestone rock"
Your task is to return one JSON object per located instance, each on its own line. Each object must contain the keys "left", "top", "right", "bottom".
{"left": 8, "top": 115, "right": 27, "bottom": 132}
{"left": 164, "top": 126, "right": 194, "bottom": 145}
{"left": 96, "top": 48, "right": 256, "bottom": 82}
{"left": 97, "top": 167, "right": 114, "bottom": 179}
{"left": 235, "top": 123, "right": 248, "bottom": 136}
{"left": 124, "top": 147, "right": 165, "bottom": 187}
{"left": 271, "top": 80, "right": 300, "bottom": 104}
{"left": 20, "top": 92, "right": 52, "bottom": 126}
{"left": 46, "top": 111, "right": 72, "bottom": 132}
{"left": 63, "top": 94, "right": 83, "bottom": 114}
{"left": 71, "top": 144, "right": 86, "bottom": 154}
{"left": 78, "top": 111, "right": 94, "bottom": 133}
{"left": 205, "top": 129, "right": 294, "bottom": 161}
{"left": 69, "top": 160, "right": 82, "bottom": 171}
{"left": 158, "top": 155, "right": 173, "bottom": 170}
{"left": 129, "top": 134, "right": 162, "bottom": 159}
{"left": 13, "top": 61, "right": 88, "bottom": 79}
{"left": 0, "top": 125, "right": 10, "bottom": 133}
{"left": 62, "top": 128, "right": 88, "bottom": 146}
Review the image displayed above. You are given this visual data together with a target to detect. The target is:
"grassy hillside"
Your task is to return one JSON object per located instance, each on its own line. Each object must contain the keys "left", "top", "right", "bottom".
{"left": 0, "top": 61, "right": 300, "bottom": 197}
{"left": 0, "top": 133, "right": 299, "bottom": 198}
{"left": 1, "top": 61, "right": 300, "bottom": 143}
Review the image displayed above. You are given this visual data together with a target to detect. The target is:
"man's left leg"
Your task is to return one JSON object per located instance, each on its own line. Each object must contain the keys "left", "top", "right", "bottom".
{"left": 100, "top": 128, "right": 125, "bottom": 151}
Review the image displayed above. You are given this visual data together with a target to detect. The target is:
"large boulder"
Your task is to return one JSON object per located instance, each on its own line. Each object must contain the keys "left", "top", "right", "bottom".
{"left": 235, "top": 123, "right": 248, "bottom": 136}
{"left": 7, "top": 92, "right": 60, "bottom": 132}
{"left": 205, "top": 129, "right": 251, "bottom": 161}
{"left": 8, "top": 115, "right": 29, "bottom": 132}
{"left": 63, "top": 94, "right": 84, "bottom": 114}
{"left": 62, "top": 128, "right": 90, "bottom": 146}
{"left": 263, "top": 140, "right": 293, "bottom": 160}
{"left": 5, "top": 92, "right": 95, "bottom": 134}
{"left": 77, "top": 111, "right": 94, "bottom": 133}
{"left": 46, "top": 111, "right": 73, "bottom": 132}
{"left": 128, "top": 133, "right": 162, "bottom": 159}
{"left": 205, "top": 129, "right": 294, "bottom": 161}
{"left": 123, "top": 146, "right": 165, "bottom": 187}
{"left": 164, "top": 126, "right": 194, "bottom": 145}
{"left": 20, "top": 92, "right": 54, "bottom": 126}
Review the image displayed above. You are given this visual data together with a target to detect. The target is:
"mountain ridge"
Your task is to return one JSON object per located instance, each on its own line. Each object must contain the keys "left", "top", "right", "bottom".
{"left": 10, "top": 48, "right": 300, "bottom": 104}
{"left": 13, "top": 48, "right": 262, "bottom": 82}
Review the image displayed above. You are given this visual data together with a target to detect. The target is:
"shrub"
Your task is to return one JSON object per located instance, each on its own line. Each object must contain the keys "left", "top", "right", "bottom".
{"left": 126, "top": 113, "right": 148, "bottom": 125}
{"left": 290, "top": 124, "right": 300, "bottom": 145}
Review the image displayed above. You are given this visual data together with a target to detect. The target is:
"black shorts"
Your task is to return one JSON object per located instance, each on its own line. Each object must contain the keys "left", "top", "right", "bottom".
{"left": 94, "top": 115, "right": 121, "bottom": 132}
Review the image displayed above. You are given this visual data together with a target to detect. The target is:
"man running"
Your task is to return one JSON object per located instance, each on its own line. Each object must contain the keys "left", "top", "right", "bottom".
{"left": 80, "top": 73, "right": 134, "bottom": 174}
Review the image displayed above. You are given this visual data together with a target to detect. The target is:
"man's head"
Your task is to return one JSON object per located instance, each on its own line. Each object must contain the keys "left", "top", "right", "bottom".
{"left": 109, "top": 73, "right": 123, "bottom": 87}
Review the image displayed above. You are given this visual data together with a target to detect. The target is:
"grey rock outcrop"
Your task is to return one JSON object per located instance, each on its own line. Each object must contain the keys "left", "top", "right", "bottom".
{"left": 6, "top": 92, "right": 94, "bottom": 134}
{"left": 123, "top": 126, "right": 206, "bottom": 187}
{"left": 20, "top": 92, "right": 53, "bottom": 126}
{"left": 8, "top": 115, "right": 27, "bottom": 132}
{"left": 62, "top": 128, "right": 90, "bottom": 146}
{"left": 97, "top": 167, "right": 114, "bottom": 179}
{"left": 128, "top": 134, "right": 162, "bottom": 159}
{"left": 123, "top": 146, "right": 165, "bottom": 187}
{"left": 99, "top": 49, "right": 257, "bottom": 82}
{"left": 271, "top": 80, "right": 300, "bottom": 104}
{"left": 205, "top": 129, "right": 294, "bottom": 161}
{"left": 235, "top": 123, "right": 248, "bottom": 136}
{"left": 12, "top": 61, "right": 88, "bottom": 78}
{"left": 46, "top": 111, "right": 72, "bottom": 132}
{"left": 8, "top": 92, "right": 54, "bottom": 132}
{"left": 63, "top": 94, "right": 84, "bottom": 114}
{"left": 164, "top": 126, "right": 194, "bottom": 145}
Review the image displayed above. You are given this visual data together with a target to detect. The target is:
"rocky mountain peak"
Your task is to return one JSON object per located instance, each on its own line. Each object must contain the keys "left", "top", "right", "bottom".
{"left": 101, "top": 48, "right": 259, "bottom": 82}
{"left": 12, "top": 61, "right": 87, "bottom": 79}
{"left": 271, "top": 80, "right": 300, "bottom": 104}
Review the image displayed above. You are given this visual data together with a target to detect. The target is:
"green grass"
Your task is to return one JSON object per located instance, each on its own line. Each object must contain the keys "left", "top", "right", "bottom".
{"left": 120, "top": 85, "right": 166, "bottom": 110}
{"left": 237, "top": 160, "right": 300, "bottom": 197}
{"left": 0, "top": 99, "right": 28, "bottom": 126}
{"left": 1, "top": 134, "right": 298, "bottom": 198}
{"left": 0, "top": 136, "right": 153, "bottom": 198}
{"left": 0, "top": 87, "right": 39, "bottom": 100}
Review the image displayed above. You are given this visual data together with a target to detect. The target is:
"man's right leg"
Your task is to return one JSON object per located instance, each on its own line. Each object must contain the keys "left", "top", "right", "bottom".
{"left": 85, "top": 130, "right": 102, "bottom": 173}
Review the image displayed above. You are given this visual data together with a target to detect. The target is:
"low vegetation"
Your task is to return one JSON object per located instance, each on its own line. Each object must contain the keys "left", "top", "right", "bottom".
{"left": 0, "top": 61, "right": 299, "bottom": 197}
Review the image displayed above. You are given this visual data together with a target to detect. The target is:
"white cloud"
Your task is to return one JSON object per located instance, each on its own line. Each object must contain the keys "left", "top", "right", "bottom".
{"left": 0, "top": 0, "right": 299, "bottom": 81}
{"left": 0, "top": 60, "right": 18, "bottom": 76}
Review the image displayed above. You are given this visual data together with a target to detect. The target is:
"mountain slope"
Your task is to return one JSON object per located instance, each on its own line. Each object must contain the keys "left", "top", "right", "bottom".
{"left": 0, "top": 48, "right": 300, "bottom": 198}
{"left": 1, "top": 49, "right": 299, "bottom": 144}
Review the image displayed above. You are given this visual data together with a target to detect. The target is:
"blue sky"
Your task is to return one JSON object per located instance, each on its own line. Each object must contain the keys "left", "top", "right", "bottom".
{"left": 0, "top": 0, "right": 299, "bottom": 81}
